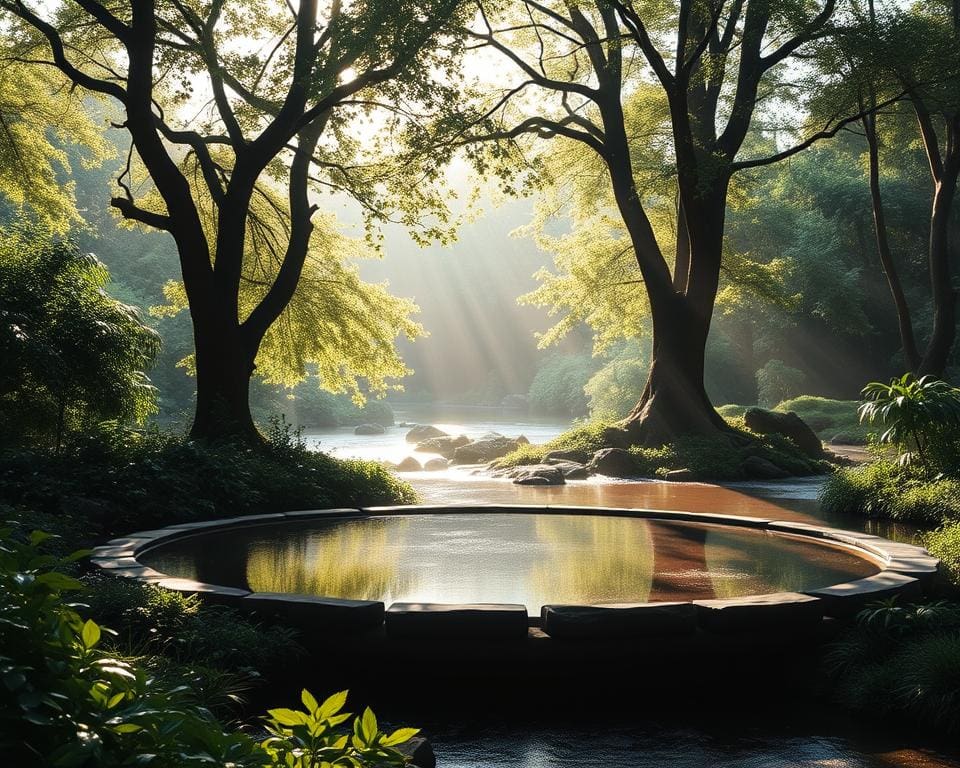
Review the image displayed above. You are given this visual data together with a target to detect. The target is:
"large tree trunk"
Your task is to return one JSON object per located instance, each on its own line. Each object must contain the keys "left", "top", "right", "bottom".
{"left": 609, "top": 290, "right": 730, "bottom": 447}
{"left": 189, "top": 314, "right": 260, "bottom": 442}
{"left": 919, "top": 170, "right": 959, "bottom": 376}
{"left": 864, "top": 113, "right": 921, "bottom": 372}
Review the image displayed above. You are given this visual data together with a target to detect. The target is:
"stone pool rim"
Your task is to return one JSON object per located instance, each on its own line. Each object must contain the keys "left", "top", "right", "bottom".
{"left": 91, "top": 505, "right": 940, "bottom": 639}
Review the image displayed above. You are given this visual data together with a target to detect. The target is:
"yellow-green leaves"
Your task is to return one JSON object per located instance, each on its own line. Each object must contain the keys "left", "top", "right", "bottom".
{"left": 80, "top": 619, "right": 101, "bottom": 649}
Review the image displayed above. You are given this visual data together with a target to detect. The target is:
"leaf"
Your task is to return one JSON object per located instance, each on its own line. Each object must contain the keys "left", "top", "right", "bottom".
{"left": 381, "top": 727, "right": 420, "bottom": 746}
{"left": 81, "top": 619, "right": 101, "bottom": 649}
{"left": 360, "top": 707, "right": 377, "bottom": 743}
{"left": 36, "top": 572, "right": 84, "bottom": 591}
{"left": 301, "top": 689, "right": 319, "bottom": 715}
{"left": 113, "top": 723, "right": 141, "bottom": 734}
{"left": 268, "top": 708, "right": 308, "bottom": 727}
{"left": 318, "top": 690, "right": 348, "bottom": 719}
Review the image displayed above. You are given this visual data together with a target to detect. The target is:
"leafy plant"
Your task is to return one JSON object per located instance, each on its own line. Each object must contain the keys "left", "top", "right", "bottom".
{"left": 859, "top": 374, "right": 960, "bottom": 471}
{"left": 0, "top": 528, "right": 420, "bottom": 766}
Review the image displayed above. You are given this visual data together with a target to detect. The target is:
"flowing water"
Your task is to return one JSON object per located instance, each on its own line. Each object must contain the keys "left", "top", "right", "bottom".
{"left": 293, "top": 408, "right": 957, "bottom": 768}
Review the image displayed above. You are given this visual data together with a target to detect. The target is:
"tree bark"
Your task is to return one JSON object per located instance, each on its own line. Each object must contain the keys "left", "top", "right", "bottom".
{"left": 189, "top": 312, "right": 260, "bottom": 443}
{"left": 863, "top": 112, "right": 921, "bottom": 372}
{"left": 919, "top": 168, "right": 959, "bottom": 376}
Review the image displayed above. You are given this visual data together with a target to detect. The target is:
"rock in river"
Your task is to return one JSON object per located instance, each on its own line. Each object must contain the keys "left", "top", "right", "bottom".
{"left": 395, "top": 456, "right": 423, "bottom": 472}
{"left": 405, "top": 424, "right": 448, "bottom": 443}
{"left": 354, "top": 423, "right": 385, "bottom": 435}
{"left": 512, "top": 465, "right": 565, "bottom": 485}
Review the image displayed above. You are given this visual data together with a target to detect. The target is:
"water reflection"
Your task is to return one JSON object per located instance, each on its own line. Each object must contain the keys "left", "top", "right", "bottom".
{"left": 142, "top": 513, "right": 878, "bottom": 611}
{"left": 245, "top": 518, "right": 411, "bottom": 600}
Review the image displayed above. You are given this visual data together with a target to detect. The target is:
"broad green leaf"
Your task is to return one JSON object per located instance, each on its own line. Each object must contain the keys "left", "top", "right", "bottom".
{"left": 81, "top": 619, "right": 101, "bottom": 649}
{"left": 301, "top": 689, "right": 319, "bottom": 715}
{"left": 381, "top": 728, "right": 420, "bottom": 746}
{"left": 318, "top": 690, "right": 348, "bottom": 719}
{"left": 268, "top": 708, "right": 308, "bottom": 727}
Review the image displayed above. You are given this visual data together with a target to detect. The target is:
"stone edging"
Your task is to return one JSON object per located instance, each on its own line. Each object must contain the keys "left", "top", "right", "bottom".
{"left": 91, "top": 505, "right": 939, "bottom": 640}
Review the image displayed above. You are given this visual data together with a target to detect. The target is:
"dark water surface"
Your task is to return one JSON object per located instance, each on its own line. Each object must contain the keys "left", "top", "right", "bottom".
{"left": 142, "top": 513, "right": 878, "bottom": 609}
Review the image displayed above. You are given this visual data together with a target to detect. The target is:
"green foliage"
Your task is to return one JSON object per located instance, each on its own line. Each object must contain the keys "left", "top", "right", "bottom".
{"left": 495, "top": 416, "right": 825, "bottom": 479}
{"left": 527, "top": 354, "right": 594, "bottom": 417}
{"left": 0, "top": 56, "right": 109, "bottom": 232}
{"left": 0, "top": 227, "right": 161, "bottom": 449}
{"left": 0, "top": 421, "right": 416, "bottom": 543}
{"left": 825, "top": 599, "right": 960, "bottom": 735}
{"left": 820, "top": 460, "right": 960, "bottom": 524}
{"left": 628, "top": 418, "right": 826, "bottom": 480}
{"left": 0, "top": 529, "right": 419, "bottom": 766}
{"left": 756, "top": 359, "right": 806, "bottom": 408}
{"left": 859, "top": 374, "right": 960, "bottom": 472}
{"left": 584, "top": 343, "right": 650, "bottom": 420}
{"left": 493, "top": 421, "right": 612, "bottom": 468}
{"left": 925, "top": 523, "right": 960, "bottom": 587}
{"left": 81, "top": 575, "right": 301, "bottom": 675}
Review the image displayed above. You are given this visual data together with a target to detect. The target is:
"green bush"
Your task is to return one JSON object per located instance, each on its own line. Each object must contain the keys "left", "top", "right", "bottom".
{"left": 81, "top": 574, "right": 302, "bottom": 674}
{"left": 0, "top": 528, "right": 419, "bottom": 766}
{"left": 0, "top": 420, "right": 416, "bottom": 544}
{"left": 925, "top": 523, "right": 960, "bottom": 586}
{"left": 716, "top": 404, "right": 748, "bottom": 420}
{"left": 584, "top": 346, "right": 648, "bottom": 420}
{"left": 756, "top": 359, "right": 806, "bottom": 407}
{"left": 820, "top": 460, "right": 960, "bottom": 524}
{"left": 527, "top": 354, "right": 594, "bottom": 417}
{"left": 825, "top": 600, "right": 960, "bottom": 735}
{"left": 859, "top": 374, "right": 960, "bottom": 473}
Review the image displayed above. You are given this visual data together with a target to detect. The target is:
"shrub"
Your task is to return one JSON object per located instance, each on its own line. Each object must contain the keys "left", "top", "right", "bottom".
{"left": 756, "top": 359, "right": 806, "bottom": 407}
{"left": 925, "top": 523, "right": 960, "bottom": 586}
{"left": 584, "top": 349, "right": 648, "bottom": 420}
{"left": 859, "top": 374, "right": 960, "bottom": 474}
{"left": 820, "top": 460, "right": 960, "bottom": 524}
{"left": 0, "top": 528, "right": 419, "bottom": 766}
{"left": 81, "top": 574, "right": 302, "bottom": 674}
{"left": 825, "top": 599, "right": 960, "bottom": 735}
{"left": 527, "top": 354, "right": 594, "bottom": 417}
{"left": 0, "top": 420, "right": 416, "bottom": 544}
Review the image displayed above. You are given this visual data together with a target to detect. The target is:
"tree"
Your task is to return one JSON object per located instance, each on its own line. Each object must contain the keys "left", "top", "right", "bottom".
{"left": 0, "top": 227, "right": 160, "bottom": 450}
{"left": 1, "top": 0, "right": 463, "bottom": 442}
{"left": 839, "top": 0, "right": 960, "bottom": 377}
{"left": 0, "top": 51, "right": 109, "bottom": 232}
{"left": 448, "top": 0, "right": 876, "bottom": 446}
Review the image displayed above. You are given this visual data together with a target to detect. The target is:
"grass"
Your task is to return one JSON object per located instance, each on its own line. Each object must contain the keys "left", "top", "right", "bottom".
{"left": 719, "top": 397, "right": 871, "bottom": 444}
{"left": 493, "top": 416, "right": 828, "bottom": 480}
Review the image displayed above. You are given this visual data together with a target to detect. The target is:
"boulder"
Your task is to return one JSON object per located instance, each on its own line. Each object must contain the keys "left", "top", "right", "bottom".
{"left": 423, "top": 457, "right": 449, "bottom": 471}
{"left": 354, "top": 423, "right": 385, "bottom": 435}
{"left": 453, "top": 435, "right": 523, "bottom": 464}
{"left": 743, "top": 407, "right": 824, "bottom": 458}
{"left": 544, "top": 449, "right": 591, "bottom": 464}
{"left": 665, "top": 468, "right": 697, "bottom": 482}
{"left": 415, "top": 434, "right": 470, "bottom": 458}
{"left": 395, "top": 456, "right": 423, "bottom": 472}
{"left": 545, "top": 460, "right": 590, "bottom": 480}
{"left": 512, "top": 465, "right": 565, "bottom": 485}
{"left": 397, "top": 737, "right": 436, "bottom": 768}
{"left": 741, "top": 455, "right": 790, "bottom": 480}
{"left": 516, "top": 434, "right": 530, "bottom": 445}
{"left": 405, "top": 424, "right": 448, "bottom": 443}
{"left": 587, "top": 447, "right": 640, "bottom": 478}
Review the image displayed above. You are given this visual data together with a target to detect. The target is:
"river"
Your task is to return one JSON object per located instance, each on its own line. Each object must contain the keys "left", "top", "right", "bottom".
{"left": 302, "top": 407, "right": 958, "bottom": 768}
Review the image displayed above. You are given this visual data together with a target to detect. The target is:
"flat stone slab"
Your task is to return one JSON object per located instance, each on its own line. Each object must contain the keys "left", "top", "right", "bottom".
{"left": 386, "top": 603, "right": 529, "bottom": 640}
{"left": 806, "top": 572, "right": 920, "bottom": 617}
{"left": 282, "top": 508, "right": 363, "bottom": 519}
{"left": 242, "top": 593, "right": 384, "bottom": 631}
{"left": 694, "top": 592, "right": 823, "bottom": 633}
{"left": 541, "top": 602, "right": 698, "bottom": 640}
{"left": 155, "top": 578, "right": 251, "bottom": 604}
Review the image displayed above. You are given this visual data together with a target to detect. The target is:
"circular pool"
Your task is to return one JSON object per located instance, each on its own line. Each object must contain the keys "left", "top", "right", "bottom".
{"left": 91, "top": 505, "right": 940, "bottom": 640}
